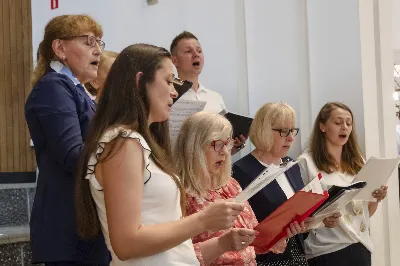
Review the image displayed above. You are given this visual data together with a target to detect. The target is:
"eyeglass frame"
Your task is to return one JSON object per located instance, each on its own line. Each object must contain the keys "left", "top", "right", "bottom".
{"left": 211, "top": 138, "right": 235, "bottom": 152}
{"left": 272, "top": 128, "right": 300, "bottom": 137}
{"left": 59, "top": 35, "right": 106, "bottom": 51}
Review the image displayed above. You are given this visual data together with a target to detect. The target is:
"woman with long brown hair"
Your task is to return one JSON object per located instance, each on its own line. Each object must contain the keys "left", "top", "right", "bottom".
{"left": 25, "top": 14, "right": 109, "bottom": 265}
{"left": 298, "top": 102, "right": 388, "bottom": 266}
{"left": 75, "top": 44, "right": 245, "bottom": 266}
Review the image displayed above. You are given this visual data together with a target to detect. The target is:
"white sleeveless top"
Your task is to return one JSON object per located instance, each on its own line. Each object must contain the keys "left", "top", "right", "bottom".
{"left": 86, "top": 128, "right": 199, "bottom": 266}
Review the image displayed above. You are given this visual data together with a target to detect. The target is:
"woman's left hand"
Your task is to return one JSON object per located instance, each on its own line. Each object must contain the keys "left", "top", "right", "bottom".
{"left": 286, "top": 221, "right": 307, "bottom": 238}
{"left": 231, "top": 135, "right": 248, "bottom": 155}
{"left": 372, "top": 185, "right": 388, "bottom": 202}
{"left": 217, "top": 228, "right": 256, "bottom": 252}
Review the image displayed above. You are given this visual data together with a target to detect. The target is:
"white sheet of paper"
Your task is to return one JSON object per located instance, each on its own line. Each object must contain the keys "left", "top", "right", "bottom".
{"left": 169, "top": 100, "right": 206, "bottom": 144}
{"left": 352, "top": 156, "right": 400, "bottom": 201}
{"left": 301, "top": 175, "right": 324, "bottom": 194}
{"left": 234, "top": 160, "right": 300, "bottom": 203}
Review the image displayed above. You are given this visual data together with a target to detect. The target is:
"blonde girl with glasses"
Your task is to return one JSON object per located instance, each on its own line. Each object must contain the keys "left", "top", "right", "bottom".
{"left": 174, "top": 112, "right": 288, "bottom": 266}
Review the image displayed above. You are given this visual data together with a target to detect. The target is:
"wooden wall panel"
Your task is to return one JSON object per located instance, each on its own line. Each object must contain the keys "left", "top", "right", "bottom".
{"left": 0, "top": 0, "right": 35, "bottom": 172}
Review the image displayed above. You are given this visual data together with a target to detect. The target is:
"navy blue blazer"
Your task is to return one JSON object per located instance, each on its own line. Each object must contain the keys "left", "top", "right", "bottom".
{"left": 25, "top": 69, "right": 109, "bottom": 265}
{"left": 232, "top": 153, "right": 305, "bottom": 263}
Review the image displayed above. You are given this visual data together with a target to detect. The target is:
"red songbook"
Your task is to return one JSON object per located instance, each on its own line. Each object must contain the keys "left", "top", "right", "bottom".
{"left": 251, "top": 173, "right": 328, "bottom": 250}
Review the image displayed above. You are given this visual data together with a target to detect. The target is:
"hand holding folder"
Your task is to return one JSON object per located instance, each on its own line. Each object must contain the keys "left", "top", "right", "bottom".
{"left": 172, "top": 78, "right": 192, "bottom": 104}
{"left": 219, "top": 109, "right": 253, "bottom": 139}
{"left": 251, "top": 174, "right": 328, "bottom": 250}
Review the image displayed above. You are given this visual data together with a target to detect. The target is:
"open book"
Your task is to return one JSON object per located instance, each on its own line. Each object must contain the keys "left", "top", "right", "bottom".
{"left": 250, "top": 174, "right": 328, "bottom": 249}
{"left": 219, "top": 109, "right": 253, "bottom": 138}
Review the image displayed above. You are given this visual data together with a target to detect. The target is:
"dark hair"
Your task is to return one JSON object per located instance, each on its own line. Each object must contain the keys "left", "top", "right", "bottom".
{"left": 308, "top": 102, "right": 364, "bottom": 175}
{"left": 170, "top": 31, "right": 198, "bottom": 55}
{"left": 32, "top": 14, "right": 103, "bottom": 87}
{"left": 75, "top": 44, "right": 185, "bottom": 238}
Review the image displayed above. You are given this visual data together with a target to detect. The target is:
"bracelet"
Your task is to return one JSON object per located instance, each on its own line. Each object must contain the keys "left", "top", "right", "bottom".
{"left": 235, "top": 143, "right": 246, "bottom": 151}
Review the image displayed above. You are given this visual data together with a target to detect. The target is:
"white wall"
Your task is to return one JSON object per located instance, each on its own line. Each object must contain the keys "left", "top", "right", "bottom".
{"left": 307, "top": 0, "right": 366, "bottom": 154}
{"left": 31, "top": 0, "right": 242, "bottom": 113}
{"left": 245, "top": 0, "right": 309, "bottom": 157}
{"left": 393, "top": 0, "right": 400, "bottom": 51}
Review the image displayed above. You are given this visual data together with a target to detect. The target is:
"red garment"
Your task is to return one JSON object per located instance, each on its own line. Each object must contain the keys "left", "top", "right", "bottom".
{"left": 187, "top": 178, "right": 268, "bottom": 266}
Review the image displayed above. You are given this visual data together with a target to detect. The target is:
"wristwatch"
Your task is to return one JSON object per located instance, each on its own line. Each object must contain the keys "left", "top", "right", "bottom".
{"left": 236, "top": 143, "right": 246, "bottom": 151}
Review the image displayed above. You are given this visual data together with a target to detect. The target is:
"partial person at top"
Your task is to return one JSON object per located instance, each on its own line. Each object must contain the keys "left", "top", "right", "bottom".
{"left": 85, "top": 50, "right": 119, "bottom": 102}
{"left": 170, "top": 31, "right": 247, "bottom": 154}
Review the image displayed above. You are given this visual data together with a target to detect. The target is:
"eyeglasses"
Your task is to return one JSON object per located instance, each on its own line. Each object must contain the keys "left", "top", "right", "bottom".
{"left": 272, "top": 128, "right": 300, "bottom": 137}
{"left": 211, "top": 139, "right": 235, "bottom": 152}
{"left": 60, "top": 35, "right": 105, "bottom": 51}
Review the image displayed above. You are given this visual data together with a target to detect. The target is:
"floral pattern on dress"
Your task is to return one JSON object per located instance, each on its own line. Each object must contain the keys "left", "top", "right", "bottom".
{"left": 187, "top": 178, "right": 269, "bottom": 266}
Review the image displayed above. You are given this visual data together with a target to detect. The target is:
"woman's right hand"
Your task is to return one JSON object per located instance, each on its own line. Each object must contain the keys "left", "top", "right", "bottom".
{"left": 269, "top": 239, "right": 287, "bottom": 254}
{"left": 198, "top": 201, "right": 244, "bottom": 232}
{"left": 217, "top": 228, "right": 256, "bottom": 252}
{"left": 323, "top": 212, "right": 341, "bottom": 228}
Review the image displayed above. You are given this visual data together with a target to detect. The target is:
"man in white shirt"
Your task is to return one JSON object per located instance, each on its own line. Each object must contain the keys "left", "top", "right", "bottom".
{"left": 170, "top": 31, "right": 247, "bottom": 154}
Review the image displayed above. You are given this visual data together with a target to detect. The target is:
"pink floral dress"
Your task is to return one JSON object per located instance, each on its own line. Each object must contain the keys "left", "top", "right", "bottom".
{"left": 187, "top": 178, "right": 269, "bottom": 266}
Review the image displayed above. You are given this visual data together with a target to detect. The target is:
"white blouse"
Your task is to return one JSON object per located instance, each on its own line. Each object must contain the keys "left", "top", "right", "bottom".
{"left": 298, "top": 152, "right": 373, "bottom": 260}
{"left": 86, "top": 128, "right": 199, "bottom": 266}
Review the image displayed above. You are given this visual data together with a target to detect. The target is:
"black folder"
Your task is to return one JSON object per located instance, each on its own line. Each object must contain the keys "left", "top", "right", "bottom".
{"left": 311, "top": 181, "right": 367, "bottom": 217}
{"left": 172, "top": 78, "right": 192, "bottom": 104}
{"left": 220, "top": 110, "right": 253, "bottom": 138}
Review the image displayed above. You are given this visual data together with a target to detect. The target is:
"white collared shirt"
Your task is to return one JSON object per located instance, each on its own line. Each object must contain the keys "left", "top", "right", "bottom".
{"left": 179, "top": 82, "right": 226, "bottom": 113}
{"left": 50, "top": 61, "right": 96, "bottom": 101}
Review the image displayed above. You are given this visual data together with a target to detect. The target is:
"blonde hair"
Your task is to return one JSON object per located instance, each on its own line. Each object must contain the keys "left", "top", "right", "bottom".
{"left": 174, "top": 112, "right": 233, "bottom": 197}
{"left": 85, "top": 50, "right": 119, "bottom": 95}
{"left": 250, "top": 102, "right": 296, "bottom": 151}
{"left": 32, "top": 14, "right": 103, "bottom": 87}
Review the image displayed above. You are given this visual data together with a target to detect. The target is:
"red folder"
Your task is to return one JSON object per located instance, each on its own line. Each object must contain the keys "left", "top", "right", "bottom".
{"left": 251, "top": 175, "right": 328, "bottom": 250}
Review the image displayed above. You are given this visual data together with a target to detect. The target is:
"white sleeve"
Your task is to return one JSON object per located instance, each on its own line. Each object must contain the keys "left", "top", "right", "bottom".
{"left": 297, "top": 153, "right": 319, "bottom": 184}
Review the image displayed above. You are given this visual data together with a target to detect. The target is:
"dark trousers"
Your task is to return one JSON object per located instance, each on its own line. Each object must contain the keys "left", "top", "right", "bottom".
{"left": 307, "top": 242, "right": 371, "bottom": 266}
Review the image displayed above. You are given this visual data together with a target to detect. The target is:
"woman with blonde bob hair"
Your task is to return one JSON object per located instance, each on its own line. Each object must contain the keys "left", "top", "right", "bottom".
{"left": 175, "top": 112, "right": 287, "bottom": 266}
{"left": 232, "top": 102, "right": 310, "bottom": 266}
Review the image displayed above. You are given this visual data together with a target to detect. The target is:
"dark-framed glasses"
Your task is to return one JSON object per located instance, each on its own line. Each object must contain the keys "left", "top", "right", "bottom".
{"left": 211, "top": 138, "right": 235, "bottom": 152}
{"left": 272, "top": 128, "right": 299, "bottom": 137}
{"left": 60, "top": 35, "right": 105, "bottom": 51}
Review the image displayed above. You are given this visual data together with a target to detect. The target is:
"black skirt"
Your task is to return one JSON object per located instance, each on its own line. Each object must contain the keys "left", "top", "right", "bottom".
{"left": 257, "top": 238, "right": 308, "bottom": 266}
{"left": 307, "top": 242, "right": 371, "bottom": 266}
